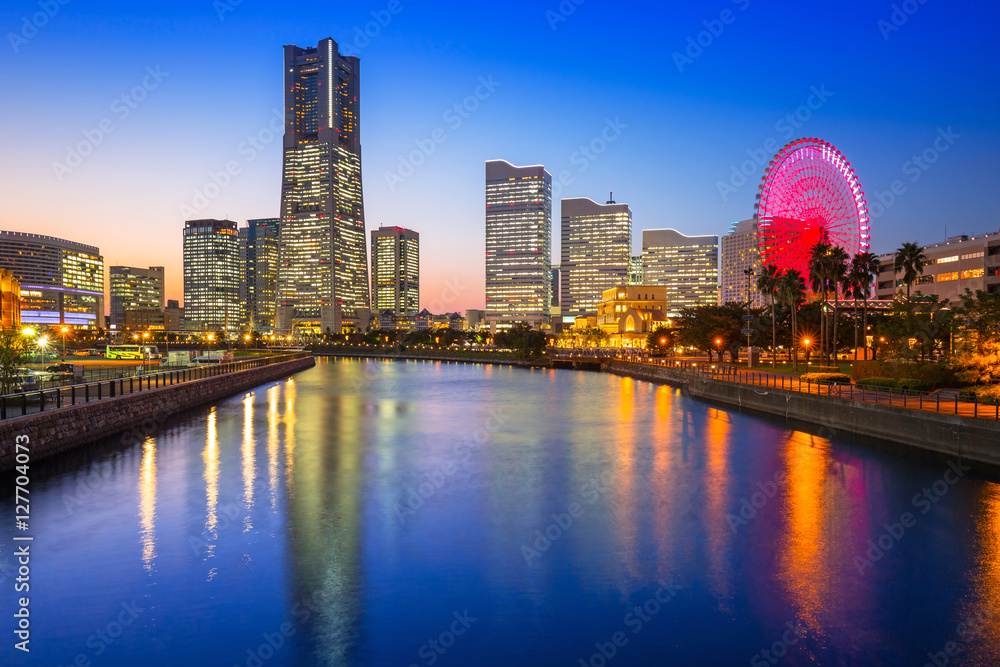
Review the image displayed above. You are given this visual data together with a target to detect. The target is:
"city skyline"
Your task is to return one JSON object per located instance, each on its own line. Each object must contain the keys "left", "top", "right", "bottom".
{"left": 2, "top": 2, "right": 999, "bottom": 313}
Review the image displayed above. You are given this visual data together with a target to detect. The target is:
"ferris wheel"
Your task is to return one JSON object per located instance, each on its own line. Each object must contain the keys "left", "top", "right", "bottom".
{"left": 755, "top": 138, "right": 870, "bottom": 280}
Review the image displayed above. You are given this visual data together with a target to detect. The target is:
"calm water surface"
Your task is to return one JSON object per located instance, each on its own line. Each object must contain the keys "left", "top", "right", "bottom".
{"left": 2, "top": 358, "right": 1000, "bottom": 666}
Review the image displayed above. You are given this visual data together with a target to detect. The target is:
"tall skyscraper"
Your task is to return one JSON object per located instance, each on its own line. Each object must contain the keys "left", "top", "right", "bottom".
{"left": 560, "top": 197, "right": 632, "bottom": 319}
{"left": 109, "top": 266, "right": 165, "bottom": 329}
{"left": 485, "top": 160, "right": 552, "bottom": 328}
{"left": 183, "top": 219, "right": 240, "bottom": 332}
{"left": 641, "top": 229, "right": 719, "bottom": 316}
{"left": 720, "top": 219, "right": 764, "bottom": 307}
{"left": 370, "top": 226, "right": 419, "bottom": 322}
{"left": 0, "top": 230, "right": 103, "bottom": 328}
{"left": 629, "top": 256, "right": 643, "bottom": 285}
{"left": 240, "top": 218, "right": 280, "bottom": 330}
{"left": 277, "top": 37, "right": 370, "bottom": 334}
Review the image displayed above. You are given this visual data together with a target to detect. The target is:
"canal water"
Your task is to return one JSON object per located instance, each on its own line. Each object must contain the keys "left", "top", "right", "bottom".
{"left": 2, "top": 357, "right": 999, "bottom": 666}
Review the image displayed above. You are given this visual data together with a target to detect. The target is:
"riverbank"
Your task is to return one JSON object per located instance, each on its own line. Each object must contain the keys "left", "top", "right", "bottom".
{"left": 315, "top": 350, "right": 551, "bottom": 368}
{"left": 0, "top": 354, "right": 315, "bottom": 471}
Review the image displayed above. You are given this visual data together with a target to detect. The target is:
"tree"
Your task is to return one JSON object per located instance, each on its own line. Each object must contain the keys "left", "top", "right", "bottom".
{"left": 646, "top": 326, "right": 675, "bottom": 354}
{"left": 952, "top": 289, "right": 1000, "bottom": 385}
{"left": 778, "top": 269, "right": 807, "bottom": 371}
{"left": 827, "top": 245, "right": 850, "bottom": 366}
{"left": 808, "top": 242, "right": 832, "bottom": 366}
{"left": 893, "top": 241, "right": 927, "bottom": 301}
{"left": 756, "top": 264, "right": 782, "bottom": 368}
{"left": 0, "top": 330, "right": 29, "bottom": 394}
{"left": 849, "top": 252, "right": 880, "bottom": 360}
{"left": 674, "top": 304, "right": 744, "bottom": 363}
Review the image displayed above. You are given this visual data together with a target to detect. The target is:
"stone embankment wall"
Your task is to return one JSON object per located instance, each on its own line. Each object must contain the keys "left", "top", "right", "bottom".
{"left": 0, "top": 356, "right": 315, "bottom": 471}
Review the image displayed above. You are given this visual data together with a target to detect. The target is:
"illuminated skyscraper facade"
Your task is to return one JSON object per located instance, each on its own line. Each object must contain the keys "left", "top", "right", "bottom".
{"left": 485, "top": 160, "right": 552, "bottom": 328}
{"left": 109, "top": 266, "right": 165, "bottom": 330}
{"left": 641, "top": 229, "right": 719, "bottom": 316}
{"left": 720, "top": 219, "right": 763, "bottom": 307}
{"left": 277, "top": 38, "right": 369, "bottom": 333}
{"left": 0, "top": 231, "right": 103, "bottom": 328}
{"left": 371, "top": 226, "right": 419, "bottom": 322}
{"left": 183, "top": 219, "right": 240, "bottom": 332}
{"left": 560, "top": 197, "right": 632, "bottom": 319}
{"left": 240, "top": 218, "right": 280, "bottom": 330}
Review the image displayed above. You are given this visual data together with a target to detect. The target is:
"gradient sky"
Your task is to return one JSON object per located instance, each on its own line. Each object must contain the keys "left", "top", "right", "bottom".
{"left": 1, "top": 0, "right": 998, "bottom": 314}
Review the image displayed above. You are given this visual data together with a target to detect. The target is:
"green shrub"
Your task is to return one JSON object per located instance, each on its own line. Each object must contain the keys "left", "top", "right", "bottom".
{"left": 857, "top": 377, "right": 898, "bottom": 389}
{"left": 969, "top": 385, "right": 1000, "bottom": 405}
{"left": 895, "top": 378, "right": 930, "bottom": 392}
{"left": 851, "top": 360, "right": 888, "bottom": 382}
{"left": 801, "top": 372, "right": 851, "bottom": 385}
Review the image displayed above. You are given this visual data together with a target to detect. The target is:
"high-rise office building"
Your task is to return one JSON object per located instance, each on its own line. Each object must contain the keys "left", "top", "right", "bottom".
{"left": 370, "top": 226, "right": 419, "bottom": 323}
{"left": 183, "top": 219, "right": 240, "bottom": 332}
{"left": 560, "top": 197, "right": 632, "bottom": 319}
{"left": 641, "top": 229, "right": 719, "bottom": 316}
{"left": 629, "top": 256, "right": 643, "bottom": 285}
{"left": 240, "top": 218, "right": 280, "bottom": 330}
{"left": 0, "top": 231, "right": 103, "bottom": 328}
{"left": 875, "top": 228, "right": 1000, "bottom": 301}
{"left": 0, "top": 269, "right": 21, "bottom": 330}
{"left": 485, "top": 160, "right": 552, "bottom": 328}
{"left": 720, "top": 219, "right": 764, "bottom": 307}
{"left": 277, "top": 37, "right": 370, "bottom": 334}
{"left": 109, "top": 266, "right": 165, "bottom": 330}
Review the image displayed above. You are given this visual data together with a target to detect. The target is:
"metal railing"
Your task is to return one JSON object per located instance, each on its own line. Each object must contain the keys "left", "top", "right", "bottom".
{"left": 0, "top": 352, "right": 311, "bottom": 421}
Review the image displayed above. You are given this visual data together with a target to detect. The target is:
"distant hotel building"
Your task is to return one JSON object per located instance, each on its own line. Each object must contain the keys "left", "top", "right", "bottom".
{"left": 183, "top": 220, "right": 240, "bottom": 332}
{"left": 875, "top": 229, "right": 1000, "bottom": 301}
{"left": 641, "top": 229, "right": 719, "bottom": 316}
{"left": 277, "top": 38, "right": 370, "bottom": 334}
{"left": 0, "top": 231, "right": 103, "bottom": 328}
{"left": 109, "top": 266, "right": 165, "bottom": 330}
{"left": 485, "top": 160, "right": 552, "bottom": 328}
{"left": 240, "top": 218, "right": 280, "bottom": 330}
{"left": 559, "top": 197, "right": 632, "bottom": 321}
{"left": 720, "top": 219, "right": 764, "bottom": 307}
{"left": 371, "top": 226, "right": 419, "bottom": 325}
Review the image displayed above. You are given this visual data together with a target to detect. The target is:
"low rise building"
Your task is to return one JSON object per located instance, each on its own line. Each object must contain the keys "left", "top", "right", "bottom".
{"left": 875, "top": 229, "right": 1000, "bottom": 302}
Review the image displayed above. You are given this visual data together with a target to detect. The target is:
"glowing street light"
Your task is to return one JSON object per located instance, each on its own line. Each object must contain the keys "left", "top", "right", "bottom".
{"left": 21, "top": 327, "right": 36, "bottom": 337}
{"left": 60, "top": 326, "right": 70, "bottom": 355}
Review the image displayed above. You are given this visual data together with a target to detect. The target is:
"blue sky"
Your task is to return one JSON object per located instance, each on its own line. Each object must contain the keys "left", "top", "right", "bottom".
{"left": 1, "top": 0, "right": 997, "bottom": 311}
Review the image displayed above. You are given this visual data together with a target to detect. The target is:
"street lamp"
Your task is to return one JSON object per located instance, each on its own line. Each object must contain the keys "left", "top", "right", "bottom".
{"left": 60, "top": 326, "right": 69, "bottom": 356}
{"left": 743, "top": 268, "right": 756, "bottom": 368}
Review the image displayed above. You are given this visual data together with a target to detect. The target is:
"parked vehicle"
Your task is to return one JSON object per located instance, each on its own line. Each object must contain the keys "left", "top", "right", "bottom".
{"left": 190, "top": 356, "right": 222, "bottom": 365}
{"left": 45, "top": 363, "right": 75, "bottom": 374}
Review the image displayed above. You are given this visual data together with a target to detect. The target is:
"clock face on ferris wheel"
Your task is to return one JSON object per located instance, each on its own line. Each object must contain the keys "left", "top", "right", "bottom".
{"left": 755, "top": 138, "right": 871, "bottom": 280}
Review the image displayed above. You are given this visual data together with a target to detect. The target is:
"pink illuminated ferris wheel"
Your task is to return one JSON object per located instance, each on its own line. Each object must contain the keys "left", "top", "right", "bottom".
{"left": 755, "top": 138, "right": 870, "bottom": 281}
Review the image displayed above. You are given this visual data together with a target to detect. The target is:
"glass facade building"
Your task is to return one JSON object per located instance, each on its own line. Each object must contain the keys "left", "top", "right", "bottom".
{"left": 277, "top": 38, "right": 370, "bottom": 333}
{"left": 641, "top": 229, "right": 719, "bottom": 316}
{"left": 183, "top": 219, "right": 241, "bottom": 332}
{"left": 485, "top": 160, "right": 552, "bottom": 328}
{"left": 0, "top": 230, "right": 103, "bottom": 328}
{"left": 240, "top": 218, "right": 280, "bottom": 330}
{"left": 370, "top": 226, "right": 419, "bottom": 323}
{"left": 109, "top": 266, "right": 165, "bottom": 330}
{"left": 559, "top": 197, "right": 632, "bottom": 319}
{"left": 720, "top": 219, "right": 763, "bottom": 307}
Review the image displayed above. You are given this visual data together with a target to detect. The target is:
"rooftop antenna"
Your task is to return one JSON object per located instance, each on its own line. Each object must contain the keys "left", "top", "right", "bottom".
{"left": 607, "top": 191, "right": 615, "bottom": 205}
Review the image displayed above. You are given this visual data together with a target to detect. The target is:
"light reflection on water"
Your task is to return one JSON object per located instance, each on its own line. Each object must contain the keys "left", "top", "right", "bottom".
{"left": 2, "top": 357, "right": 999, "bottom": 666}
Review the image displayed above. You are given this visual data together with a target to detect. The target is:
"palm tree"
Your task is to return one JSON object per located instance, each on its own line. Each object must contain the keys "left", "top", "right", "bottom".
{"left": 808, "top": 241, "right": 832, "bottom": 366}
{"left": 827, "top": 246, "right": 850, "bottom": 368}
{"left": 778, "top": 269, "right": 807, "bottom": 371}
{"left": 893, "top": 242, "right": 927, "bottom": 301}
{"left": 756, "top": 264, "right": 783, "bottom": 369}
{"left": 851, "top": 252, "right": 881, "bottom": 360}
